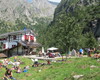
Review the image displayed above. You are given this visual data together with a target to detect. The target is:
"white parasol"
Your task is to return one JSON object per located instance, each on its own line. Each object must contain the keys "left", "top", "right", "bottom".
{"left": 47, "top": 47, "right": 58, "bottom": 51}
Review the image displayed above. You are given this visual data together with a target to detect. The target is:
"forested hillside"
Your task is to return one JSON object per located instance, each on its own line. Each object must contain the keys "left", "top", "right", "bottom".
{"left": 0, "top": 18, "right": 51, "bottom": 34}
{"left": 41, "top": 0, "right": 100, "bottom": 52}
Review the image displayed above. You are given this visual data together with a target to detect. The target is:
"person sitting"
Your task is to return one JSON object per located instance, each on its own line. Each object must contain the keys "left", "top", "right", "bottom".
{"left": 4, "top": 68, "right": 16, "bottom": 80}
{"left": 3, "top": 59, "right": 8, "bottom": 66}
{"left": 11, "top": 66, "right": 15, "bottom": 70}
{"left": 41, "top": 63, "right": 46, "bottom": 66}
{"left": 25, "top": 65, "right": 30, "bottom": 69}
{"left": 23, "top": 67, "right": 28, "bottom": 72}
{"left": 47, "top": 60, "right": 51, "bottom": 65}
{"left": 93, "top": 53, "right": 100, "bottom": 59}
{"left": 49, "top": 53, "right": 54, "bottom": 58}
{"left": 14, "top": 61, "right": 20, "bottom": 67}
{"left": 16, "top": 66, "right": 21, "bottom": 73}
{"left": 34, "top": 59, "right": 39, "bottom": 67}
{"left": 57, "top": 52, "right": 61, "bottom": 57}
{"left": 0, "top": 62, "right": 2, "bottom": 69}
{"left": 14, "top": 56, "right": 17, "bottom": 62}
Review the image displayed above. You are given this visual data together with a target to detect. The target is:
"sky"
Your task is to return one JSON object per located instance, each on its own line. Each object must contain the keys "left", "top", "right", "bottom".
{"left": 27, "top": 0, "right": 32, "bottom": 3}
{"left": 48, "top": 0, "right": 61, "bottom": 3}
{"left": 27, "top": 0, "right": 61, "bottom": 3}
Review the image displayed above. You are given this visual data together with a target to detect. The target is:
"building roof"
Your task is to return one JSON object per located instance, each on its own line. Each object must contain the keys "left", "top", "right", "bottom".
{"left": 0, "top": 29, "right": 36, "bottom": 38}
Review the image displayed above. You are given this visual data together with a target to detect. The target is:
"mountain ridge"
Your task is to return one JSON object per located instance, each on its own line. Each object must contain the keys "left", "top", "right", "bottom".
{"left": 0, "top": 0, "right": 57, "bottom": 22}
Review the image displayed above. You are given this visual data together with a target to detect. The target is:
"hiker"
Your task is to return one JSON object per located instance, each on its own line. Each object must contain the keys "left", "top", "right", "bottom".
{"left": 4, "top": 68, "right": 16, "bottom": 80}
{"left": 39, "top": 51, "right": 42, "bottom": 57}
{"left": 87, "top": 48, "right": 92, "bottom": 57}
{"left": 93, "top": 48, "right": 97, "bottom": 54}
{"left": 79, "top": 48, "right": 84, "bottom": 57}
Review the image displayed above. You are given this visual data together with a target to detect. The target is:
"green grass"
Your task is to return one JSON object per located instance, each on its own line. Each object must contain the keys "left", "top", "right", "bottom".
{"left": 0, "top": 56, "right": 100, "bottom": 80}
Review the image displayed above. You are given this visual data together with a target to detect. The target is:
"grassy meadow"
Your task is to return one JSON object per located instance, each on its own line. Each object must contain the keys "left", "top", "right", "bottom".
{"left": 0, "top": 56, "right": 100, "bottom": 80}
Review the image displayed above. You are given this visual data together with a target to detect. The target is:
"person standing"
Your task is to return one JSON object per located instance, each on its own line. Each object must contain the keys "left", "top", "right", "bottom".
{"left": 79, "top": 48, "right": 84, "bottom": 57}
{"left": 87, "top": 48, "right": 93, "bottom": 57}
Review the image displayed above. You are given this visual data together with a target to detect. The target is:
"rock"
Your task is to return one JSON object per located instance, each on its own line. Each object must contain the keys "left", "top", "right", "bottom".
{"left": 25, "top": 73, "right": 32, "bottom": 77}
{"left": 73, "top": 75, "right": 84, "bottom": 79}
{"left": 97, "top": 59, "right": 100, "bottom": 62}
{"left": 38, "top": 69, "right": 41, "bottom": 72}
{"left": 90, "top": 65, "right": 97, "bottom": 68}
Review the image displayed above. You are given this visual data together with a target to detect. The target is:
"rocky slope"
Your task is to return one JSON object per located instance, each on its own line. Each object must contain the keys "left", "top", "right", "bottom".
{"left": 0, "top": 0, "right": 57, "bottom": 22}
